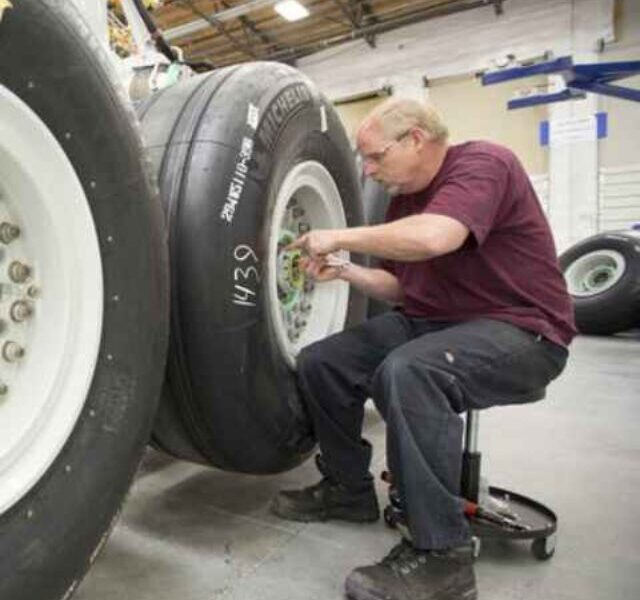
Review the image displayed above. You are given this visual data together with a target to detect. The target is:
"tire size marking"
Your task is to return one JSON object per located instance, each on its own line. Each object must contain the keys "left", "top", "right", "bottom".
{"left": 247, "top": 103, "right": 260, "bottom": 130}
{"left": 233, "top": 244, "right": 260, "bottom": 307}
{"left": 220, "top": 136, "right": 255, "bottom": 224}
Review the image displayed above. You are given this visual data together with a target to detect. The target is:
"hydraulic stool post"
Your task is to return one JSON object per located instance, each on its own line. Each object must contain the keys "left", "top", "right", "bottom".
{"left": 461, "top": 410, "right": 481, "bottom": 503}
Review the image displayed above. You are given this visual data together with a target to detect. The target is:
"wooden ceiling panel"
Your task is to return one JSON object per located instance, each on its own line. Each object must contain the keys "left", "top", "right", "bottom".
{"left": 148, "top": 0, "right": 501, "bottom": 68}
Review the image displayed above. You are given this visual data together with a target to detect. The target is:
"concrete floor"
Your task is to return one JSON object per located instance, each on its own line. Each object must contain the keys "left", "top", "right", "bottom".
{"left": 76, "top": 333, "right": 640, "bottom": 600}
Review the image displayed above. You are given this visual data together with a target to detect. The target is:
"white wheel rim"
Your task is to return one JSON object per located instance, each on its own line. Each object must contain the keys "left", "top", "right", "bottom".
{"left": 564, "top": 249, "right": 626, "bottom": 297}
{"left": 0, "top": 86, "right": 103, "bottom": 513}
{"left": 268, "top": 161, "right": 350, "bottom": 368}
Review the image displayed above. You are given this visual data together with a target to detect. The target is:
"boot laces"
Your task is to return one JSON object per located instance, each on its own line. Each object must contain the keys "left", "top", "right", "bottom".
{"left": 381, "top": 541, "right": 427, "bottom": 575}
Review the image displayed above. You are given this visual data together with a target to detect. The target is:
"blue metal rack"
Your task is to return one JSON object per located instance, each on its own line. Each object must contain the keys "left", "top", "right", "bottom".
{"left": 482, "top": 56, "right": 640, "bottom": 109}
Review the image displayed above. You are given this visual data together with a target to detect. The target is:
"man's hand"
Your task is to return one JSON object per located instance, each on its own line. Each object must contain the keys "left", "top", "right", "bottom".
{"left": 286, "top": 229, "right": 341, "bottom": 258}
{"left": 300, "top": 255, "right": 344, "bottom": 282}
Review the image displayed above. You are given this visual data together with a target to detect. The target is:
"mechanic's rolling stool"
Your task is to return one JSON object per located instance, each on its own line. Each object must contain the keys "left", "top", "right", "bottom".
{"left": 384, "top": 389, "right": 558, "bottom": 560}
{"left": 461, "top": 393, "right": 558, "bottom": 560}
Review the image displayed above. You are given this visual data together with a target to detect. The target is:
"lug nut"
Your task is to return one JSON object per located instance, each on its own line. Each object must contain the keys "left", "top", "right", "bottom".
{"left": 10, "top": 300, "right": 33, "bottom": 322}
{"left": 9, "top": 261, "right": 31, "bottom": 283}
{"left": 292, "top": 207, "right": 305, "bottom": 219}
{"left": 0, "top": 222, "right": 20, "bottom": 244}
{"left": 298, "top": 223, "right": 310, "bottom": 234}
{"left": 26, "top": 285, "right": 40, "bottom": 299}
{"left": 3, "top": 341, "right": 25, "bottom": 362}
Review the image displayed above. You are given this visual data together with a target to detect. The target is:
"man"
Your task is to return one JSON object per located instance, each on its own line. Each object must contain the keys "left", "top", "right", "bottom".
{"left": 271, "top": 98, "right": 576, "bottom": 600}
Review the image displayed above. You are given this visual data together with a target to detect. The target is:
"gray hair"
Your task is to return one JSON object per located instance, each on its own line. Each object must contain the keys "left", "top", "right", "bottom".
{"left": 366, "top": 98, "right": 449, "bottom": 143}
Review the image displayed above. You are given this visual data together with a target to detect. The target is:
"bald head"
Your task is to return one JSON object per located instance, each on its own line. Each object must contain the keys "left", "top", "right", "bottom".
{"left": 358, "top": 98, "right": 449, "bottom": 145}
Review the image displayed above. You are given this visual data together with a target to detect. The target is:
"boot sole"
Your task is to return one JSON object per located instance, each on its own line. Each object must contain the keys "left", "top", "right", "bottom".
{"left": 345, "top": 574, "right": 477, "bottom": 600}
{"left": 345, "top": 583, "right": 477, "bottom": 600}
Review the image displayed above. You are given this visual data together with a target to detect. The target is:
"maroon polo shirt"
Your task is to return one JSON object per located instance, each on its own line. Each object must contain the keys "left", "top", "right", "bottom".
{"left": 380, "top": 141, "right": 576, "bottom": 347}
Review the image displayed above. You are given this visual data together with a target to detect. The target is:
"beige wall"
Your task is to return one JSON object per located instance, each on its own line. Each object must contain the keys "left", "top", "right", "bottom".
{"left": 599, "top": 74, "right": 640, "bottom": 168}
{"left": 427, "top": 74, "right": 549, "bottom": 175}
{"left": 334, "top": 95, "right": 388, "bottom": 146}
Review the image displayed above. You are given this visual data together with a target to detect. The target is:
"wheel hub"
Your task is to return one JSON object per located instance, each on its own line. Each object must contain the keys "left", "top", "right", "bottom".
{"left": 564, "top": 249, "right": 626, "bottom": 297}
{"left": 0, "top": 204, "right": 35, "bottom": 388}
{"left": 277, "top": 222, "right": 316, "bottom": 343}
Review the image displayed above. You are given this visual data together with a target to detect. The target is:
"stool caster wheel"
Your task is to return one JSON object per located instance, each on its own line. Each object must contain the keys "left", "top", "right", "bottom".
{"left": 531, "top": 535, "right": 555, "bottom": 560}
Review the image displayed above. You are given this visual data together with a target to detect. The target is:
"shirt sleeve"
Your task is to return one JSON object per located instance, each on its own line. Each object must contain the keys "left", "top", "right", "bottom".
{"left": 422, "top": 153, "right": 509, "bottom": 246}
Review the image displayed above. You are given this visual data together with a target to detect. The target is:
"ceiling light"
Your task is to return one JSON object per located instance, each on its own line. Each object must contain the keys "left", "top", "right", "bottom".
{"left": 274, "top": 0, "right": 309, "bottom": 22}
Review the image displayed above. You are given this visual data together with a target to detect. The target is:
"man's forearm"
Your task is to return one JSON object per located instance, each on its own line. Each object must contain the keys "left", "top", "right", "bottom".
{"left": 339, "top": 263, "right": 403, "bottom": 305}
{"left": 335, "top": 214, "right": 468, "bottom": 261}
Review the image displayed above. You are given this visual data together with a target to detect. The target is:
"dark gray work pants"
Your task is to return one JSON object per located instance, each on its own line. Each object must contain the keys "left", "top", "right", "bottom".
{"left": 296, "top": 311, "right": 568, "bottom": 550}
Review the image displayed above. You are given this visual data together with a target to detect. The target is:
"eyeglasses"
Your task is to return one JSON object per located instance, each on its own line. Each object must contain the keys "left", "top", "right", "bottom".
{"left": 358, "top": 130, "right": 412, "bottom": 166}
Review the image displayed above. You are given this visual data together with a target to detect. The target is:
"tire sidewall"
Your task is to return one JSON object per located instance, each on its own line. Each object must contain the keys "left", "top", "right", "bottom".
{"left": 0, "top": 2, "right": 168, "bottom": 599}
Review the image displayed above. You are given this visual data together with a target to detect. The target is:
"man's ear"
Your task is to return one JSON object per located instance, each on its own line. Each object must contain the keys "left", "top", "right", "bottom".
{"left": 411, "top": 127, "right": 428, "bottom": 150}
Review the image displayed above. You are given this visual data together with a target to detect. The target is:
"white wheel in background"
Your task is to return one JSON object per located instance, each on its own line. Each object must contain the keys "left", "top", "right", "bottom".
{"left": 268, "top": 161, "right": 350, "bottom": 368}
{"left": 0, "top": 86, "right": 103, "bottom": 513}
{"left": 560, "top": 232, "right": 640, "bottom": 334}
{"left": 563, "top": 249, "right": 626, "bottom": 298}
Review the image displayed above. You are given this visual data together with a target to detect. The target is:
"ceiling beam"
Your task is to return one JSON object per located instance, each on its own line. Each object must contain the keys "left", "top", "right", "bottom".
{"left": 238, "top": 13, "right": 278, "bottom": 50}
{"left": 164, "top": 0, "right": 282, "bottom": 41}
{"left": 331, "top": 0, "right": 356, "bottom": 26}
{"left": 216, "top": 0, "right": 286, "bottom": 54}
{"left": 354, "top": 0, "right": 378, "bottom": 48}
{"left": 176, "top": 0, "right": 258, "bottom": 59}
{"left": 332, "top": 0, "right": 375, "bottom": 48}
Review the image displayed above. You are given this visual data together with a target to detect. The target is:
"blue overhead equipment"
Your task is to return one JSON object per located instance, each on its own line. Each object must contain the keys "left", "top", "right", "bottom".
{"left": 482, "top": 56, "right": 640, "bottom": 109}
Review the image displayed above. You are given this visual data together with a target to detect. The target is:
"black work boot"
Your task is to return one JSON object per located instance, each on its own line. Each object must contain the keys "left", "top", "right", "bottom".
{"left": 345, "top": 539, "right": 477, "bottom": 600}
{"left": 270, "top": 455, "right": 379, "bottom": 523}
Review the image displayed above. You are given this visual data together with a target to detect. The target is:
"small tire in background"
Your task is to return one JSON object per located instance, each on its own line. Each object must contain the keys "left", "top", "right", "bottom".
{"left": 0, "top": 2, "right": 169, "bottom": 600}
{"left": 560, "top": 231, "right": 640, "bottom": 335}
{"left": 139, "top": 62, "right": 367, "bottom": 474}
